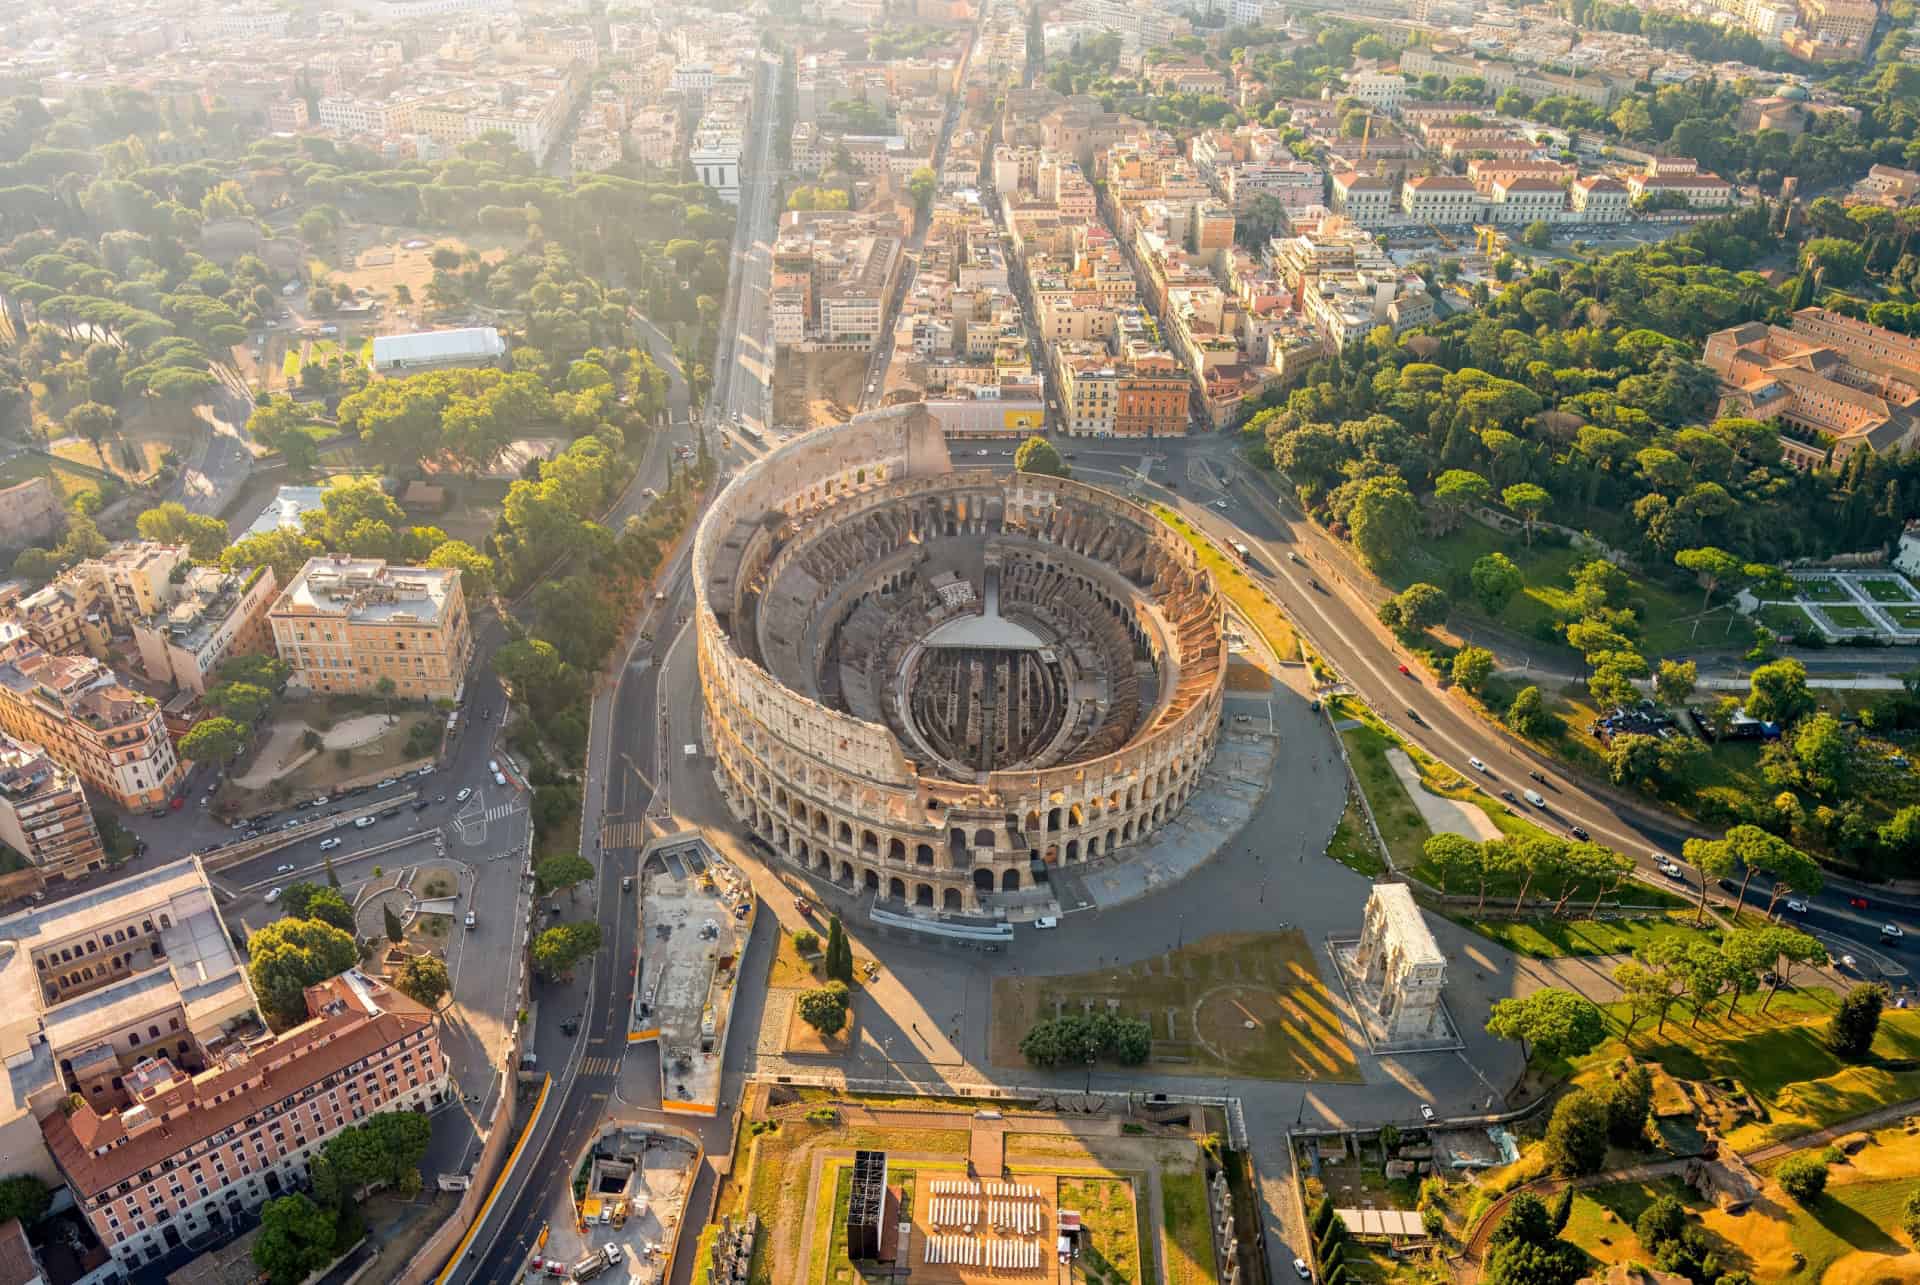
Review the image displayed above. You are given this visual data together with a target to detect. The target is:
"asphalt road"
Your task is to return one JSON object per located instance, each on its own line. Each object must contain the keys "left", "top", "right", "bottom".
{"left": 709, "top": 56, "right": 781, "bottom": 436}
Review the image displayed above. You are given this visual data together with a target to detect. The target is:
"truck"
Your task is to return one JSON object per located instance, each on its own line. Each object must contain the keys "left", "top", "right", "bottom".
{"left": 569, "top": 1248, "right": 612, "bottom": 1281}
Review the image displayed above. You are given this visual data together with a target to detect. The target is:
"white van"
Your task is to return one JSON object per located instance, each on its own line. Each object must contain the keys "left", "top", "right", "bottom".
{"left": 1523, "top": 789, "right": 1546, "bottom": 808}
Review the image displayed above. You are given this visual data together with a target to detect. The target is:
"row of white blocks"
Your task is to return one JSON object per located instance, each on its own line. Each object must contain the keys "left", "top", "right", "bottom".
{"left": 929, "top": 1180, "right": 1042, "bottom": 1199}
{"left": 920, "top": 1238, "right": 1045, "bottom": 1270}
{"left": 931, "top": 1198, "right": 980, "bottom": 1228}
{"left": 924, "top": 1235, "right": 979, "bottom": 1265}
{"left": 989, "top": 1201, "right": 1042, "bottom": 1234}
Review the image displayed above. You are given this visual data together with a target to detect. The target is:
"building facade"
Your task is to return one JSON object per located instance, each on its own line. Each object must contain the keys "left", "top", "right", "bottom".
{"left": 0, "top": 733, "right": 105, "bottom": 884}
{"left": 132, "top": 565, "right": 278, "bottom": 697}
{"left": 41, "top": 970, "right": 448, "bottom": 1272}
{"left": 269, "top": 558, "right": 473, "bottom": 702}
{"left": 0, "top": 633, "right": 185, "bottom": 809}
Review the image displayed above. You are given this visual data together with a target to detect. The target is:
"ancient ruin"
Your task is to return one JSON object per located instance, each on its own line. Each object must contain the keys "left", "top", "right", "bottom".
{"left": 694, "top": 406, "right": 1228, "bottom": 914}
{"left": 1332, "top": 883, "right": 1455, "bottom": 1051}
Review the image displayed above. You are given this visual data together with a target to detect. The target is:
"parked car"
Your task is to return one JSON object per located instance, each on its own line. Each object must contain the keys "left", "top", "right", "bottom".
{"left": 1035, "top": 916, "right": 1059, "bottom": 929}
{"left": 493, "top": 770, "right": 508, "bottom": 787}
{"left": 377, "top": 778, "right": 398, "bottom": 789}
{"left": 456, "top": 787, "right": 474, "bottom": 803}
{"left": 464, "top": 912, "right": 476, "bottom": 929}
{"left": 1293, "top": 1257, "right": 1312, "bottom": 1281}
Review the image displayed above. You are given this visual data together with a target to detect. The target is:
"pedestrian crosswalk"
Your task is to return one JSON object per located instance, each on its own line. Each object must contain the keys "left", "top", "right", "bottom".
{"left": 578, "top": 1055, "right": 624, "bottom": 1077}
{"left": 600, "top": 820, "right": 648, "bottom": 850}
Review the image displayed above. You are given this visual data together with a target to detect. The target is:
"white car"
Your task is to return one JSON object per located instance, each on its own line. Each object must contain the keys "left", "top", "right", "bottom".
{"left": 1523, "top": 789, "right": 1546, "bottom": 808}
{"left": 1659, "top": 861, "right": 1685, "bottom": 881}
{"left": 1883, "top": 923, "right": 1905, "bottom": 940}
{"left": 1293, "top": 1257, "right": 1312, "bottom": 1281}
{"left": 377, "top": 778, "right": 397, "bottom": 789}
{"left": 264, "top": 887, "right": 283, "bottom": 904}
{"left": 493, "top": 771, "right": 508, "bottom": 787}
{"left": 1468, "top": 757, "right": 1488, "bottom": 774}
{"left": 1420, "top": 1103, "right": 1436, "bottom": 1122}
{"left": 276, "top": 863, "right": 295, "bottom": 874}
{"left": 487, "top": 759, "right": 500, "bottom": 775}
{"left": 1034, "top": 916, "right": 1058, "bottom": 929}
{"left": 320, "top": 837, "right": 343, "bottom": 851}
{"left": 1785, "top": 898, "right": 1807, "bottom": 914}
{"left": 464, "top": 912, "right": 476, "bottom": 929}
{"left": 1214, "top": 499, "right": 1228, "bottom": 510}
{"left": 604, "top": 1245, "right": 623, "bottom": 1264}
{"left": 354, "top": 816, "right": 376, "bottom": 829}
{"left": 456, "top": 787, "right": 474, "bottom": 803}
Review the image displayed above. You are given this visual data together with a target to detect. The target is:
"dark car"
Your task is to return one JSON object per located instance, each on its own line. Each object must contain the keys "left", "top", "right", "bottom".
{"left": 1569, "top": 825, "right": 1591, "bottom": 841}
{"left": 412, "top": 798, "right": 431, "bottom": 812}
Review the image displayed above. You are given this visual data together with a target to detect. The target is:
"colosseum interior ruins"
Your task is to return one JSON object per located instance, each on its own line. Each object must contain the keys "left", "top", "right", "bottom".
{"left": 693, "top": 406, "right": 1229, "bottom": 915}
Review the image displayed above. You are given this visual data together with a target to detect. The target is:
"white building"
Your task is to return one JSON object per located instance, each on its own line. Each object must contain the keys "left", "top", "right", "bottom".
{"left": 1485, "top": 175, "right": 1566, "bottom": 224}
{"left": 1329, "top": 171, "right": 1397, "bottom": 226}
{"left": 369, "top": 327, "right": 507, "bottom": 373}
{"left": 1401, "top": 175, "right": 1482, "bottom": 224}
{"left": 691, "top": 126, "right": 744, "bottom": 205}
{"left": 1346, "top": 71, "right": 1407, "bottom": 114}
{"left": 1569, "top": 174, "right": 1631, "bottom": 222}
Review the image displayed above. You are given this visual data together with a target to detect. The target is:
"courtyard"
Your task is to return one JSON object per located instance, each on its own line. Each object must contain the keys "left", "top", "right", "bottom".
{"left": 1752, "top": 570, "right": 1920, "bottom": 643}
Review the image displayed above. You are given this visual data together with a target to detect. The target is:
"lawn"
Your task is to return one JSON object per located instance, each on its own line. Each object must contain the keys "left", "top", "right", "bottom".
{"left": 1820, "top": 604, "right": 1874, "bottom": 630}
{"left": 1325, "top": 793, "right": 1387, "bottom": 878}
{"left": 1568, "top": 1164, "right": 1919, "bottom": 1283}
{"left": 1378, "top": 523, "right": 1748, "bottom": 654}
{"left": 0, "top": 450, "right": 108, "bottom": 504}
{"left": 1792, "top": 576, "right": 1854, "bottom": 602}
{"left": 1451, "top": 911, "right": 1714, "bottom": 959}
{"left": 1856, "top": 576, "right": 1917, "bottom": 604}
{"left": 990, "top": 930, "right": 1360, "bottom": 1082}
{"left": 1758, "top": 603, "right": 1814, "bottom": 635}
{"left": 1151, "top": 504, "right": 1299, "bottom": 662}
{"left": 1893, "top": 605, "right": 1920, "bottom": 629}
{"left": 1559, "top": 992, "right": 1920, "bottom": 1151}
{"left": 1058, "top": 1176, "right": 1146, "bottom": 1285}
{"left": 1159, "top": 1162, "right": 1215, "bottom": 1285}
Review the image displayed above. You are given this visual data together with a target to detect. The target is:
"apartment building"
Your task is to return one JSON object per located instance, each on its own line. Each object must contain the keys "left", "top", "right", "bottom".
{"left": 0, "top": 733, "right": 105, "bottom": 886}
{"left": 1401, "top": 175, "right": 1482, "bottom": 224}
{"left": 1786, "top": 0, "right": 1877, "bottom": 58}
{"left": 1112, "top": 347, "right": 1190, "bottom": 438}
{"left": 690, "top": 122, "right": 743, "bottom": 204}
{"left": 269, "top": 558, "right": 473, "bottom": 703}
{"left": 1329, "top": 171, "right": 1398, "bottom": 226}
{"left": 1704, "top": 320, "right": 1920, "bottom": 469}
{"left": 13, "top": 542, "right": 190, "bottom": 661}
{"left": 1569, "top": 175, "right": 1632, "bottom": 222}
{"left": 1345, "top": 71, "right": 1407, "bottom": 113}
{"left": 1626, "top": 170, "right": 1735, "bottom": 209}
{"left": 1058, "top": 344, "right": 1121, "bottom": 436}
{"left": 769, "top": 213, "right": 906, "bottom": 350}
{"left": 0, "top": 633, "right": 184, "bottom": 809}
{"left": 42, "top": 968, "right": 448, "bottom": 1272}
{"left": 1485, "top": 176, "right": 1568, "bottom": 224}
{"left": 0, "top": 858, "right": 258, "bottom": 1187}
{"left": 629, "top": 105, "right": 681, "bottom": 168}
{"left": 132, "top": 566, "right": 278, "bottom": 698}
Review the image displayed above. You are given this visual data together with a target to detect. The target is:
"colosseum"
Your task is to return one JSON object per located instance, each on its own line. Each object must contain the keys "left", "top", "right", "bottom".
{"left": 694, "top": 407, "right": 1228, "bottom": 915}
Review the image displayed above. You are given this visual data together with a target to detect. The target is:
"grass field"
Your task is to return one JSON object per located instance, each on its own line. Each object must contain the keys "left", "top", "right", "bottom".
{"left": 1792, "top": 576, "right": 1854, "bottom": 602}
{"left": 1451, "top": 911, "right": 1714, "bottom": 959}
{"left": 1568, "top": 1150, "right": 1920, "bottom": 1283}
{"left": 1378, "top": 523, "right": 1748, "bottom": 654}
{"left": 1554, "top": 989, "right": 1920, "bottom": 1151}
{"left": 991, "top": 930, "right": 1360, "bottom": 1082}
{"left": 1058, "top": 1177, "right": 1145, "bottom": 1285}
{"left": 0, "top": 450, "right": 111, "bottom": 504}
{"left": 1159, "top": 1161, "right": 1214, "bottom": 1285}
{"left": 1324, "top": 794, "right": 1387, "bottom": 878}
{"left": 1821, "top": 604, "right": 1874, "bottom": 630}
{"left": 1151, "top": 504, "right": 1299, "bottom": 662}
{"left": 1758, "top": 603, "right": 1815, "bottom": 635}
{"left": 1856, "top": 576, "right": 1917, "bottom": 604}
{"left": 1892, "top": 605, "right": 1920, "bottom": 629}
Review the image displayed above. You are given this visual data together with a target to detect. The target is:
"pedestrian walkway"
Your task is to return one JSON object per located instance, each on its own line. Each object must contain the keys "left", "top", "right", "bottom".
{"left": 578, "top": 1055, "right": 625, "bottom": 1078}
{"left": 600, "top": 820, "right": 648, "bottom": 850}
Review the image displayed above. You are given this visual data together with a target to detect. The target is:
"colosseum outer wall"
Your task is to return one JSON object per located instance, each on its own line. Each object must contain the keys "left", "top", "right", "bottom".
{"left": 694, "top": 407, "right": 1229, "bottom": 912}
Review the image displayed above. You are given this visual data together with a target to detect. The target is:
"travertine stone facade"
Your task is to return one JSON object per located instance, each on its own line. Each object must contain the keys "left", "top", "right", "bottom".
{"left": 696, "top": 406, "right": 1228, "bottom": 913}
{"left": 1354, "top": 884, "right": 1448, "bottom": 1043}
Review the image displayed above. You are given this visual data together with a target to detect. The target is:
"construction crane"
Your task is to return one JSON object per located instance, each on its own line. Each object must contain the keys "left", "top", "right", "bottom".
{"left": 1360, "top": 112, "right": 1371, "bottom": 164}
{"left": 1475, "top": 225, "right": 1500, "bottom": 256}
{"left": 1427, "top": 222, "right": 1456, "bottom": 250}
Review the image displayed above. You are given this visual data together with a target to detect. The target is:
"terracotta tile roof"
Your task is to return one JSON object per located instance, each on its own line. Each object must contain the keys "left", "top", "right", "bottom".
{"left": 40, "top": 976, "right": 434, "bottom": 1198}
